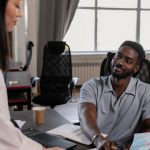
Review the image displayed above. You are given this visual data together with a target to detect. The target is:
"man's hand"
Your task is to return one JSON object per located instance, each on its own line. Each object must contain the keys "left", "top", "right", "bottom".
{"left": 94, "top": 135, "right": 117, "bottom": 150}
{"left": 100, "top": 140, "right": 118, "bottom": 150}
{"left": 100, "top": 140, "right": 117, "bottom": 150}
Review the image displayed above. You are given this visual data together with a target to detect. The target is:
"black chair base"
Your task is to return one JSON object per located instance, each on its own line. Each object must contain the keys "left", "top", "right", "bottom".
{"left": 32, "top": 94, "right": 71, "bottom": 108}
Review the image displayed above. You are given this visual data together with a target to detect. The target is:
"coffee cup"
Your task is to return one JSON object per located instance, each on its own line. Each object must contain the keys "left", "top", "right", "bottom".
{"left": 32, "top": 106, "right": 46, "bottom": 125}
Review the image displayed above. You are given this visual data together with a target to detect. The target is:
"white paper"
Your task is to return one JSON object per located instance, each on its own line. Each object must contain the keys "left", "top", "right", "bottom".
{"left": 54, "top": 102, "right": 79, "bottom": 123}
{"left": 15, "top": 120, "right": 26, "bottom": 129}
{"left": 47, "top": 123, "right": 107, "bottom": 146}
{"left": 47, "top": 123, "right": 91, "bottom": 145}
{"left": 130, "top": 133, "right": 150, "bottom": 150}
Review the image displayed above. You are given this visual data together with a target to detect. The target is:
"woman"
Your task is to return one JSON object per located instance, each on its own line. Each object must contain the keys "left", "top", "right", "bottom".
{"left": 0, "top": 0, "right": 64, "bottom": 150}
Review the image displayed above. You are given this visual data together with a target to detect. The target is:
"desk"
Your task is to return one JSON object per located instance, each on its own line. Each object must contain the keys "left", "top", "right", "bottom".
{"left": 10, "top": 109, "right": 93, "bottom": 150}
{"left": 6, "top": 71, "right": 32, "bottom": 109}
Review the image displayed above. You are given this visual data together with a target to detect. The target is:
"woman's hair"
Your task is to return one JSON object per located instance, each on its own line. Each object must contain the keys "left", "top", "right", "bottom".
{"left": 0, "top": 0, "right": 9, "bottom": 71}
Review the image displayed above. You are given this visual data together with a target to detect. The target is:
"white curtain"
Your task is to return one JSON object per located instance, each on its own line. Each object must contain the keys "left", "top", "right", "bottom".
{"left": 37, "top": 0, "right": 79, "bottom": 75}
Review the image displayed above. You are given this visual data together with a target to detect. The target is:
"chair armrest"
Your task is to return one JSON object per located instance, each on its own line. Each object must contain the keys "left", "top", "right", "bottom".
{"left": 31, "top": 76, "right": 40, "bottom": 87}
{"left": 72, "top": 77, "right": 79, "bottom": 85}
{"left": 68, "top": 77, "right": 79, "bottom": 89}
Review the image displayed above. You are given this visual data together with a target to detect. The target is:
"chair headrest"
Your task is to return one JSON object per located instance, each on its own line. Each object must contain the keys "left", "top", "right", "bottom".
{"left": 46, "top": 41, "right": 66, "bottom": 54}
{"left": 106, "top": 52, "right": 115, "bottom": 74}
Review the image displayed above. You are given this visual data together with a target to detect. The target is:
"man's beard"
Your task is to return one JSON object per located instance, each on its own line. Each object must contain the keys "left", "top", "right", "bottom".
{"left": 111, "top": 70, "right": 133, "bottom": 79}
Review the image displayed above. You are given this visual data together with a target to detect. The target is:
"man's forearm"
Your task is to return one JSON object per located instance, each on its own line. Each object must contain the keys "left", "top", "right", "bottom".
{"left": 78, "top": 103, "right": 106, "bottom": 148}
{"left": 81, "top": 121, "right": 108, "bottom": 150}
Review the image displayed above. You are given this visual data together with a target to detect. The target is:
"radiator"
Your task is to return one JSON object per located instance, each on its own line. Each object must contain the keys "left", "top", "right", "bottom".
{"left": 72, "top": 55, "right": 104, "bottom": 86}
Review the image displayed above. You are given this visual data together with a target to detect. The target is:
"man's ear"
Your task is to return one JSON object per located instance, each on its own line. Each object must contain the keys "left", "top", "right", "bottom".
{"left": 134, "top": 65, "right": 140, "bottom": 74}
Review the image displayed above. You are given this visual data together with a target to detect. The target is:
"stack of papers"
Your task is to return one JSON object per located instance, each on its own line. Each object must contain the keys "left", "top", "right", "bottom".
{"left": 130, "top": 133, "right": 150, "bottom": 150}
{"left": 47, "top": 123, "right": 107, "bottom": 145}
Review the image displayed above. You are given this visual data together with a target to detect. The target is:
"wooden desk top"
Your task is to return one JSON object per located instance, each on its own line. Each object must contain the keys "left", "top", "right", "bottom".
{"left": 10, "top": 109, "right": 93, "bottom": 150}
{"left": 6, "top": 71, "right": 31, "bottom": 89}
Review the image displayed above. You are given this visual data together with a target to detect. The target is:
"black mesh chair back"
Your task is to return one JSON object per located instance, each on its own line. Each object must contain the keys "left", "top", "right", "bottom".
{"left": 135, "top": 58, "right": 150, "bottom": 83}
{"left": 100, "top": 52, "right": 150, "bottom": 84}
{"left": 100, "top": 52, "right": 115, "bottom": 76}
{"left": 32, "top": 41, "right": 72, "bottom": 108}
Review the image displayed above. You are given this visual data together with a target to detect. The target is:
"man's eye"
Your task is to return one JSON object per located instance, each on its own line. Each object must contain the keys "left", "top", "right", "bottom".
{"left": 126, "top": 59, "right": 132, "bottom": 64}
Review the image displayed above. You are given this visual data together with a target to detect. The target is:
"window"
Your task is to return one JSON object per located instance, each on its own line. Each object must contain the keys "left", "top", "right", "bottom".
{"left": 64, "top": 0, "right": 150, "bottom": 52}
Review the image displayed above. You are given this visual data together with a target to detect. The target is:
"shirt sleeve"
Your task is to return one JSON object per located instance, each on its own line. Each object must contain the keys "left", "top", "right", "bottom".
{"left": 0, "top": 71, "right": 11, "bottom": 120}
{"left": 0, "top": 118, "right": 43, "bottom": 150}
{"left": 79, "top": 79, "right": 97, "bottom": 105}
{"left": 142, "top": 85, "right": 150, "bottom": 120}
{"left": 0, "top": 70, "right": 43, "bottom": 150}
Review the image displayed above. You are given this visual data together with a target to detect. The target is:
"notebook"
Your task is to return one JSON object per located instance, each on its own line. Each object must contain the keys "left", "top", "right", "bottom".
{"left": 22, "top": 128, "right": 76, "bottom": 149}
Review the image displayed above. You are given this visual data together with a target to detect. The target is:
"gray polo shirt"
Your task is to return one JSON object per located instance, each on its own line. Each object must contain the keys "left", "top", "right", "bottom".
{"left": 79, "top": 76, "right": 150, "bottom": 146}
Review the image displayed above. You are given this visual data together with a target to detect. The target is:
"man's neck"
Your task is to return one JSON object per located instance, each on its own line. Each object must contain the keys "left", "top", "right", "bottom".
{"left": 110, "top": 75, "right": 131, "bottom": 98}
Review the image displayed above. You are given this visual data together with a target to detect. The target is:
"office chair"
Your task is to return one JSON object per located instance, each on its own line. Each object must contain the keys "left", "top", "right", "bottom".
{"left": 100, "top": 52, "right": 150, "bottom": 84}
{"left": 20, "top": 41, "right": 34, "bottom": 71}
{"left": 100, "top": 52, "right": 115, "bottom": 76}
{"left": 18, "top": 41, "right": 39, "bottom": 87}
{"left": 32, "top": 41, "right": 74, "bottom": 108}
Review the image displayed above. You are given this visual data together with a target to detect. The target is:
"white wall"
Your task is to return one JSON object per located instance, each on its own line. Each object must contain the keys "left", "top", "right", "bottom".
{"left": 27, "top": 0, "right": 40, "bottom": 77}
{"left": 12, "top": 0, "right": 27, "bottom": 65}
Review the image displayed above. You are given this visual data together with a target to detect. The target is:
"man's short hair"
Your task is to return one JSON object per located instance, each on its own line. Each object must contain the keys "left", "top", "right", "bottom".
{"left": 119, "top": 40, "right": 145, "bottom": 67}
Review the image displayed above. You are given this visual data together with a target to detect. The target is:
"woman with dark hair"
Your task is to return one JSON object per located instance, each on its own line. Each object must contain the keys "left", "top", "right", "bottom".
{"left": 0, "top": 0, "right": 63, "bottom": 150}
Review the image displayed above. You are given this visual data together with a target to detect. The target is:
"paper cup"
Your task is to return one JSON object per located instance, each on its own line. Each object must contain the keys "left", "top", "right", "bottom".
{"left": 32, "top": 106, "right": 46, "bottom": 125}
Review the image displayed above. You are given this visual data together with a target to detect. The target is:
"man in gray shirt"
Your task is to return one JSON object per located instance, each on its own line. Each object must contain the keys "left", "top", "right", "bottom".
{"left": 78, "top": 41, "right": 150, "bottom": 150}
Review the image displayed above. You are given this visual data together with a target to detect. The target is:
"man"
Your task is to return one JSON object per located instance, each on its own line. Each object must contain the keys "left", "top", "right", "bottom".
{"left": 78, "top": 41, "right": 150, "bottom": 150}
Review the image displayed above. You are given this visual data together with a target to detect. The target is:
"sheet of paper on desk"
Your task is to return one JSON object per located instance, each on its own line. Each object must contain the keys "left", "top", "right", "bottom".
{"left": 54, "top": 102, "right": 79, "bottom": 124}
{"left": 15, "top": 120, "right": 26, "bottom": 129}
{"left": 130, "top": 133, "right": 150, "bottom": 150}
{"left": 47, "top": 123, "right": 107, "bottom": 145}
{"left": 47, "top": 123, "right": 91, "bottom": 145}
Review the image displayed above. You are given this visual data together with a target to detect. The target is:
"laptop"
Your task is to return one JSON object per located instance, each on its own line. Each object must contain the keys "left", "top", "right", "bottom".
{"left": 22, "top": 128, "right": 76, "bottom": 150}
